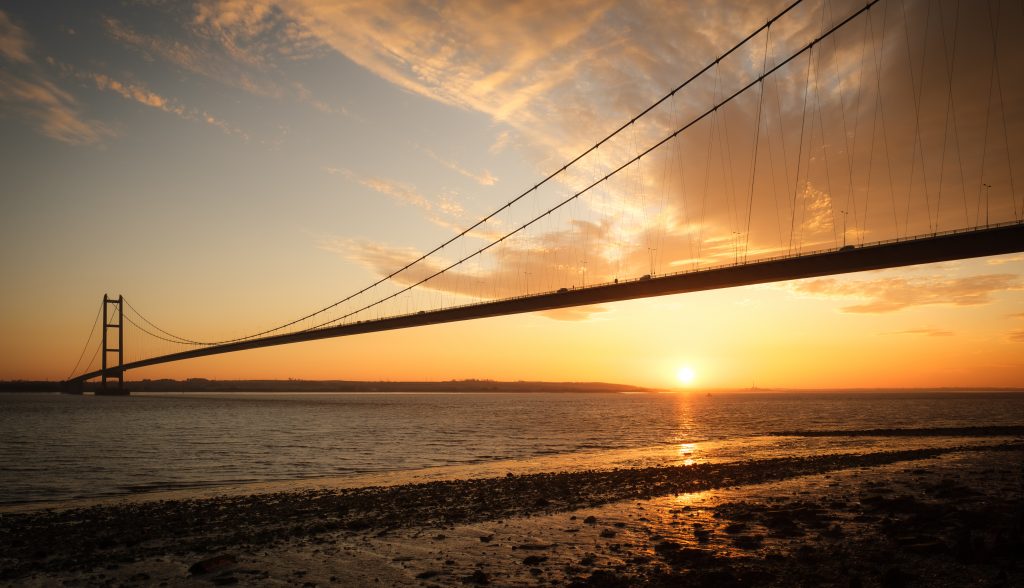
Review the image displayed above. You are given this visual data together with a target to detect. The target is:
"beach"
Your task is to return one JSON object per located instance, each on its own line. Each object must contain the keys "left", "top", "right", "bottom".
{"left": 2, "top": 429, "right": 1021, "bottom": 587}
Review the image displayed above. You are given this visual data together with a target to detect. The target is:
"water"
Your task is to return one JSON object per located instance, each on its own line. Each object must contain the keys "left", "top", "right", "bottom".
{"left": 1, "top": 391, "right": 1021, "bottom": 507}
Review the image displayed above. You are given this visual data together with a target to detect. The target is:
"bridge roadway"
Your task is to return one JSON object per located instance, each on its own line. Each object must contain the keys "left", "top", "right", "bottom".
{"left": 70, "top": 222, "right": 1024, "bottom": 383}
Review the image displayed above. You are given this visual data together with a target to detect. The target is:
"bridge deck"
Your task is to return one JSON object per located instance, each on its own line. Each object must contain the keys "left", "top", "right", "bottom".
{"left": 70, "top": 222, "right": 1024, "bottom": 383}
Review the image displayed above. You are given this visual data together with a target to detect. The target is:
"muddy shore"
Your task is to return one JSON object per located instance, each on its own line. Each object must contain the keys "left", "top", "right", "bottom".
{"left": 1, "top": 433, "right": 1021, "bottom": 586}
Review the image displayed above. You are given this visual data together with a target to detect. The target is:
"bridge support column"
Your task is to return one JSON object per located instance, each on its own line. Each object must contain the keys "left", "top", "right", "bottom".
{"left": 98, "top": 294, "right": 128, "bottom": 396}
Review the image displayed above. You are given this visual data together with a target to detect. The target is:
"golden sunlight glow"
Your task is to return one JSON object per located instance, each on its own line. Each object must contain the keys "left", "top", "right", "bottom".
{"left": 676, "top": 365, "right": 696, "bottom": 386}
{"left": 678, "top": 442, "right": 697, "bottom": 466}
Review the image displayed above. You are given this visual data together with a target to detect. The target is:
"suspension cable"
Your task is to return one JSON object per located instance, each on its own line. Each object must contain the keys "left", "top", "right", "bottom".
{"left": 66, "top": 300, "right": 103, "bottom": 380}
{"left": 121, "top": 313, "right": 203, "bottom": 346}
{"left": 743, "top": 22, "right": 772, "bottom": 261}
{"left": 121, "top": 298, "right": 206, "bottom": 345}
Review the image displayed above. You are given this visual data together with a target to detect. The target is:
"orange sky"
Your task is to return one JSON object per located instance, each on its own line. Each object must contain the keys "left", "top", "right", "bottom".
{"left": 1, "top": 0, "right": 1022, "bottom": 389}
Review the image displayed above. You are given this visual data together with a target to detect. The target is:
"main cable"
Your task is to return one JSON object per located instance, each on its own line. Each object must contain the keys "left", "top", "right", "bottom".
{"left": 121, "top": 298, "right": 207, "bottom": 346}
{"left": 66, "top": 300, "right": 103, "bottom": 380}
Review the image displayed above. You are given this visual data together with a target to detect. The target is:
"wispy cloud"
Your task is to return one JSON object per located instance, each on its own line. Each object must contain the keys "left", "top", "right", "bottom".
{"left": 0, "top": 11, "right": 111, "bottom": 145}
{"left": 0, "top": 10, "right": 30, "bottom": 63}
{"left": 987, "top": 254, "right": 1024, "bottom": 266}
{"left": 258, "top": 0, "right": 616, "bottom": 123}
{"left": 92, "top": 73, "right": 180, "bottom": 112}
{"left": 326, "top": 216, "right": 621, "bottom": 299}
{"left": 886, "top": 328, "right": 954, "bottom": 337}
{"left": 793, "top": 274, "right": 1021, "bottom": 313}
{"left": 541, "top": 305, "right": 608, "bottom": 322}
{"left": 105, "top": 11, "right": 343, "bottom": 118}
{"left": 416, "top": 144, "right": 497, "bottom": 186}
{"left": 87, "top": 71, "right": 247, "bottom": 137}
{"left": 190, "top": 0, "right": 654, "bottom": 162}
{"left": 319, "top": 237, "right": 448, "bottom": 287}
{"left": 325, "top": 167, "right": 432, "bottom": 211}
{"left": 193, "top": 0, "right": 326, "bottom": 64}
{"left": 0, "top": 72, "right": 111, "bottom": 145}
{"left": 320, "top": 234, "right": 608, "bottom": 321}
{"left": 324, "top": 166, "right": 483, "bottom": 240}
{"left": 291, "top": 80, "right": 346, "bottom": 116}
{"left": 1009, "top": 313, "right": 1024, "bottom": 342}
{"left": 489, "top": 130, "right": 512, "bottom": 154}
{"left": 104, "top": 16, "right": 283, "bottom": 98}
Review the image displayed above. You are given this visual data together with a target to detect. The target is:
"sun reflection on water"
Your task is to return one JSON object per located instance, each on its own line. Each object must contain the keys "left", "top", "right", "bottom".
{"left": 678, "top": 442, "right": 697, "bottom": 466}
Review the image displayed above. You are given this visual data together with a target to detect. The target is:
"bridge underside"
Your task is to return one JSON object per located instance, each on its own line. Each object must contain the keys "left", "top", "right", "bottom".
{"left": 70, "top": 222, "right": 1024, "bottom": 383}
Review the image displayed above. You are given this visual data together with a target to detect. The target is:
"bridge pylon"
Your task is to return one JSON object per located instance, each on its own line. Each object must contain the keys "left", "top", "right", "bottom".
{"left": 97, "top": 294, "right": 128, "bottom": 396}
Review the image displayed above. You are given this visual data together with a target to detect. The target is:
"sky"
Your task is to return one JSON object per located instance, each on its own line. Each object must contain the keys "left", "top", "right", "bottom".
{"left": 1, "top": 0, "right": 1022, "bottom": 390}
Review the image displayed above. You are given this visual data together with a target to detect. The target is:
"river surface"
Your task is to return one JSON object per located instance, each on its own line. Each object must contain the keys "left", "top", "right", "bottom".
{"left": 1, "top": 391, "right": 1021, "bottom": 507}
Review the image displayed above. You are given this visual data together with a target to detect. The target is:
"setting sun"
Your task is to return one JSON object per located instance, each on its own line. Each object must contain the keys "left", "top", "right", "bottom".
{"left": 676, "top": 366, "right": 696, "bottom": 386}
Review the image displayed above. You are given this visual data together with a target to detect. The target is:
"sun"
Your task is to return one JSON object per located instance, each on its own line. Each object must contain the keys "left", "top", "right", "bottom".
{"left": 676, "top": 365, "right": 696, "bottom": 386}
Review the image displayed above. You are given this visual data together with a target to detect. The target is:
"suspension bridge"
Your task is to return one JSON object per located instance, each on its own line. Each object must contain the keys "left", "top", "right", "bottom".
{"left": 64, "top": 0, "right": 1024, "bottom": 394}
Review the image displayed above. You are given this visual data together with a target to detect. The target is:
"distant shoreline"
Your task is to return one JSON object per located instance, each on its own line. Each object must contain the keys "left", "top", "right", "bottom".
{"left": 0, "top": 379, "right": 656, "bottom": 394}
{"left": 1, "top": 379, "right": 1022, "bottom": 394}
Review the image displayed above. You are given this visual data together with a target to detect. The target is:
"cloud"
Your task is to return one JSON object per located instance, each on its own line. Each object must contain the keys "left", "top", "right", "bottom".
{"left": 319, "top": 237, "right": 455, "bottom": 296}
{"left": 886, "top": 328, "right": 953, "bottom": 338}
{"left": 436, "top": 194, "right": 464, "bottom": 217}
{"left": 1010, "top": 330, "right": 1024, "bottom": 343}
{"left": 0, "top": 72, "right": 112, "bottom": 145}
{"left": 252, "top": 0, "right": 617, "bottom": 124}
{"left": 360, "top": 177, "right": 432, "bottom": 211}
{"left": 321, "top": 234, "right": 612, "bottom": 321}
{"left": 324, "top": 167, "right": 486, "bottom": 241}
{"left": 193, "top": 0, "right": 327, "bottom": 64}
{"left": 325, "top": 167, "right": 432, "bottom": 211}
{"left": 2, "top": 13, "right": 246, "bottom": 144}
{"left": 793, "top": 274, "right": 1021, "bottom": 313}
{"left": 0, "top": 10, "right": 30, "bottom": 63}
{"left": 540, "top": 305, "right": 608, "bottom": 321}
{"left": 291, "top": 80, "right": 346, "bottom": 115}
{"left": 0, "top": 12, "right": 111, "bottom": 145}
{"left": 104, "top": 16, "right": 281, "bottom": 97}
{"left": 79, "top": 70, "right": 248, "bottom": 138}
{"left": 92, "top": 73, "right": 179, "bottom": 112}
{"left": 105, "top": 13, "right": 340, "bottom": 115}
{"left": 987, "top": 254, "right": 1024, "bottom": 266}
{"left": 489, "top": 130, "right": 512, "bottom": 154}
{"left": 325, "top": 216, "right": 625, "bottom": 297}
{"left": 416, "top": 144, "right": 498, "bottom": 186}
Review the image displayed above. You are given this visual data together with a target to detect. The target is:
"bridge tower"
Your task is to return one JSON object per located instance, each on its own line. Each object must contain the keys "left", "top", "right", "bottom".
{"left": 98, "top": 294, "right": 128, "bottom": 396}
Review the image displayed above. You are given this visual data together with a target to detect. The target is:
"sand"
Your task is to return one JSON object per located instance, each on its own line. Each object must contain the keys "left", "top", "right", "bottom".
{"left": 1, "top": 431, "right": 1021, "bottom": 586}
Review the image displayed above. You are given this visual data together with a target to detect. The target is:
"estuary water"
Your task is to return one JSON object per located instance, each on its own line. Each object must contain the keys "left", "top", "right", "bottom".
{"left": 1, "top": 391, "right": 1021, "bottom": 508}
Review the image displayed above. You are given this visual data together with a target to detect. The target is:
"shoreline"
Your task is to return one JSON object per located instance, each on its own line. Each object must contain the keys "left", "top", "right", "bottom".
{"left": 0, "top": 380, "right": 657, "bottom": 394}
{"left": 3, "top": 427, "right": 1020, "bottom": 515}
{"left": 2, "top": 437, "right": 1022, "bottom": 585}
